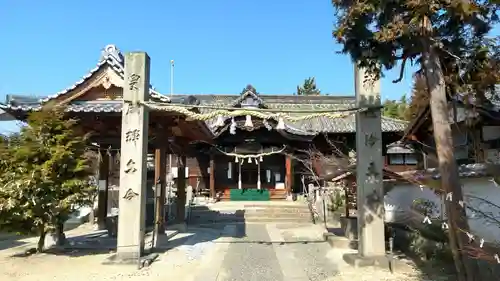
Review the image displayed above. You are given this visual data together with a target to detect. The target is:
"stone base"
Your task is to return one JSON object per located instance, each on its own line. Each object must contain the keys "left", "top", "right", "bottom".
{"left": 339, "top": 216, "right": 358, "bottom": 240}
{"left": 342, "top": 253, "right": 390, "bottom": 269}
{"left": 324, "top": 233, "right": 358, "bottom": 250}
{"left": 168, "top": 223, "right": 187, "bottom": 232}
{"left": 103, "top": 252, "right": 159, "bottom": 268}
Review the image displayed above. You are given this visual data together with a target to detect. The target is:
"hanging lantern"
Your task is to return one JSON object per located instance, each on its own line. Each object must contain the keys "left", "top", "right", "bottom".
{"left": 276, "top": 117, "right": 286, "bottom": 130}
{"left": 214, "top": 115, "right": 224, "bottom": 127}
{"left": 230, "top": 118, "right": 237, "bottom": 135}
{"left": 244, "top": 115, "right": 253, "bottom": 128}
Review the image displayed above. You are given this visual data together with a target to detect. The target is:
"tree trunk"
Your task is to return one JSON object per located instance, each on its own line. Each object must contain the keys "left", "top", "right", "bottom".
{"left": 421, "top": 29, "right": 478, "bottom": 281}
{"left": 56, "top": 222, "right": 66, "bottom": 246}
{"left": 37, "top": 228, "right": 46, "bottom": 253}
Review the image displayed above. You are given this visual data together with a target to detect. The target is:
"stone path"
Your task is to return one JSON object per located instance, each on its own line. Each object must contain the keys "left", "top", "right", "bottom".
{"left": 216, "top": 224, "right": 284, "bottom": 281}
{"left": 189, "top": 223, "right": 339, "bottom": 281}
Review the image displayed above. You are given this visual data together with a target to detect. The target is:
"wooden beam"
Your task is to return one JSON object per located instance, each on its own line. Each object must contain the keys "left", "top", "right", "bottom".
{"left": 285, "top": 155, "right": 292, "bottom": 195}
{"left": 97, "top": 152, "right": 109, "bottom": 230}
{"left": 176, "top": 156, "right": 187, "bottom": 223}
{"left": 154, "top": 147, "right": 167, "bottom": 236}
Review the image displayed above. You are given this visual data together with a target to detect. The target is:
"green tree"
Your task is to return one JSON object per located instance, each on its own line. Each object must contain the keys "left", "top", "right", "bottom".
{"left": 296, "top": 77, "right": 321, "bottom": 96}
{"left": 331, "top": 1, "right": 498, "bottom": 280}
{"left": 382, "top": 95, "right": 408, "bottom": 119}
{"left": 0, "top": 109, "right": 95, "bottom": 252}
{"left": 382, "top": 100, "right": 400, "bottom": 118}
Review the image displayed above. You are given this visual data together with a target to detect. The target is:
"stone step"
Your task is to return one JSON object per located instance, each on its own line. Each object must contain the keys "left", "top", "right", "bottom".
{"left": 190, "top": 209, "right": 313, "bottom": 216}
{"left": 189, "top": 215, "right": 313, "bottom": 224}
{"left": 189, "top": 216, "right": 313, "bottom": 224}
{"left": 191, "top": 205, "right": 309, "bottom": 211}
{"left": 189, "top": 214, "right": 313, "bottom": 221}
{"left": 188, "top": 203, "right": 314, "bottom": 225}
{"left": 190, "top": 209, "right": 312, "bottom": 214}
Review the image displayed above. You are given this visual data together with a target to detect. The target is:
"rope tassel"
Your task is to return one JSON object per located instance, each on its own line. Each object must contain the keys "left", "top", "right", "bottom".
{"left": 276, "top": 117, "right": 286, "bottom": 130}
{"left": 214, "top": 115, "right": 225, "bottom": 127}
{"left": 244, "top": 115, "right": 253, "bottom": 128}
{"left": 230, "top": 118, "right": 237, "bottom": 135}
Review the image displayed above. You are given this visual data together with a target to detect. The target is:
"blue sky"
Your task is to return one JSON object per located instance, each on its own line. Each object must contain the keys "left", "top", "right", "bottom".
{"left": 0, "top": 1, "right": 497, "bottom": 133}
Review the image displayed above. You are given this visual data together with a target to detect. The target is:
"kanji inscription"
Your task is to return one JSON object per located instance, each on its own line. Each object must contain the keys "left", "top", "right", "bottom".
{"left": 123, "top": 188, "right": 138, "bottom": 200}
{"left": 366, "top": 161, "right": 380, "bottom": 183}
{"left": 124, "top": 159, "right": 137, "bottom": 174}
{"left": 364, "top": 133, "right": 378, "bottom": 147}
{"left": 125, "top": 129, "right": 140, "bottom": 142}
{"left": 128, "top": 74, "right": 141, "bottom": 90}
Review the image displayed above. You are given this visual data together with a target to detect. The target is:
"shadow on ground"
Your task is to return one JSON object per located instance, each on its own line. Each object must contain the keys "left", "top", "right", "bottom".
{"left": 0, "top": 239, "right": 28, "bottom": 251}
{"left": 5, "top": 205, "right": 323, "bottom": 261}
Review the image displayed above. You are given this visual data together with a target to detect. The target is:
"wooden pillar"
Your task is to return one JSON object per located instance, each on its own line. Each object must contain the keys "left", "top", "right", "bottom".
{"left": 154, "top": 147, "right": 166, "bottom": 236}
{"left": 97, "top": 152, "right": 109, "bottom": 230}
{"left": 209, "top": 155, "right": 215, "bottom": 198}
{"left": 238, "top": 163, "right": 242, "bottom": 189}
{"left": 285, "top": 155, "right": 292, "bottom": 194}
{"left": 257, "top": 160, "right": 261, "bottom": 189}
{"left": 176, "top": 156, "right": 186, "bottom": 223}
{"left": 345, "top": 180, "right": 353, "bottom": 218}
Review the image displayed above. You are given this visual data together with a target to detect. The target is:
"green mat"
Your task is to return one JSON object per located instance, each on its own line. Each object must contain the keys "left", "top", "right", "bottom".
{"left": 229, "top": 189, "right": 270, "bottom": 201}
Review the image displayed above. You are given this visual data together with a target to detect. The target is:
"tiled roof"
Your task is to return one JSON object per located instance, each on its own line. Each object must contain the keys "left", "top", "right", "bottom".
{"left": 39, "top": 45, "right": 170, "bottom": 103}
{"left": 0, "top": 94, "right": 407, "bottom": 135}
{"left": 403, "top": 84, "right": 500, "bottom": 140}
{"left": 171, "top": 94, "right": 408, "bottom": 134}
{"left": 0, "top": 102, "right": 122, "bottom": 113}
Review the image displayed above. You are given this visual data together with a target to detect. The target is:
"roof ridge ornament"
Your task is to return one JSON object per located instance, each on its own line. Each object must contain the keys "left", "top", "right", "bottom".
{"left": 100, "top": 44, "right": 123, "bottom": 64}
{"left": 244, "top": 84, "right": 257, "bottom": 94}
{"left": 234, "top": 84, "right": 264, "bottom": 108}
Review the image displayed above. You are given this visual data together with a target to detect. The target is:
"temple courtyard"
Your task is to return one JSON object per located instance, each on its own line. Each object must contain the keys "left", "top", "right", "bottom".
{"left": 0, "top": 222, "right": 433, "bottom": 281}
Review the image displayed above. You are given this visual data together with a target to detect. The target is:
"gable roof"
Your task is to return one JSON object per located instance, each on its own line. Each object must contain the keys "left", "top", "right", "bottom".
{"left": 39, "top": 44, "right": 170, "bottom": 104}
{"left": 230, "top": 85, "right": 266, "bottom": 107}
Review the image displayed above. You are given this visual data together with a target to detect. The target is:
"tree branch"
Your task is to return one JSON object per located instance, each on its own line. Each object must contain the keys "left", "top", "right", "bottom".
{"left": 392, "top": 56, "right": 408, "bottom": 83}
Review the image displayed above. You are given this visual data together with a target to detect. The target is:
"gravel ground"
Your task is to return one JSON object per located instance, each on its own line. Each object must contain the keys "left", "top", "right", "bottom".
{"left": 0, "top": 223, "right": 449, "bottom": 281}
{"left": 0, "top": 224, "right": 222, "bottom": 281}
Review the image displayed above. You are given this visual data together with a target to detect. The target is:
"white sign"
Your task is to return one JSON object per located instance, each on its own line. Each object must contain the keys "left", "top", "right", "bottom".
{"left": 275, "top": 172, "right": 281, "bottom": 182}
{"left": 98, "top": 180, "right": 107, "bottom": 191}
{"left": 170, "top": 167, "right": 188, "bottom": 178}
{"left": 171, "top": 167, "right": 178, "bottom": 178}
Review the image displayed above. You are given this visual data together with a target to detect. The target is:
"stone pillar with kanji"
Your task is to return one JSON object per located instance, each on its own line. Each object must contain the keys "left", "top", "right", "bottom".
{"left": 343, "top": 64, "right": 387, "bottom": 267}
{"left": 114, "top": 52, "right": 150, "bottom": 262}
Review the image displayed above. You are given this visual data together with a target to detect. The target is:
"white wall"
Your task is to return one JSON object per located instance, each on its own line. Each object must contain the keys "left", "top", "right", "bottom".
{"left": 384, "top": 177, "right": 500, "bottom": 243}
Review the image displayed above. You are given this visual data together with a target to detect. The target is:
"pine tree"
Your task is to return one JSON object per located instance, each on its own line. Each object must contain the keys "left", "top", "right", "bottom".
{"left": 296, "top": 77, "right": 321, "bottom": 95}
{"left": 0, "top": 109, "right": 95, "bottom": 252}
